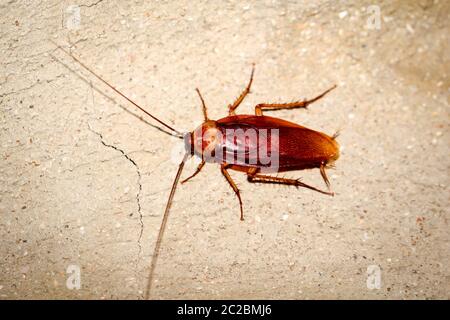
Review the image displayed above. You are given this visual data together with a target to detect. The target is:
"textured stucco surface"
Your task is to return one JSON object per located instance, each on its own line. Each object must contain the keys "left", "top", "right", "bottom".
{"left": 0, "top": 0, "right": 449, "bottom": 299}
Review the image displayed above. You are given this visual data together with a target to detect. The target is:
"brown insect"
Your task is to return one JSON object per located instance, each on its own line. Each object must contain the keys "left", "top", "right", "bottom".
{"left": 53, "top": 43, "right": 339, "bottom": 299}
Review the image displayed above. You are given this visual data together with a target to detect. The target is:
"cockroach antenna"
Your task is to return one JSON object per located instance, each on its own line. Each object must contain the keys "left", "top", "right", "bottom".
{"left": 50, "top": 40, "right": 184, "bottom": 139}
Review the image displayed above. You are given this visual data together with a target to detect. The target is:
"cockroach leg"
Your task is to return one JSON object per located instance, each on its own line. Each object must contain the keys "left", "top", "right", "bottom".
{"left": 221, "top": 164, "right": 244, "bottom": 220}
{"left": 195, "top": 88, "right": 209, "bottom": 121}
{"left": 247, "top": 171, "right": 334, "bottom": 196}
{"left": 181, "top": 160, "right": 205, "bottom": 184}
{"left": 320, "top": 162, "right": 331, "bottom": 190}
{"left": 228, "top": 64, "right": 255, "bottom": 116}
{"left": 254, "top": 85, "right": 337, "bottom": 116}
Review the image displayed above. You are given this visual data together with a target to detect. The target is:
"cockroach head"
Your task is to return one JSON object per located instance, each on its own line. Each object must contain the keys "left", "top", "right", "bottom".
{"left": 183, "top": 131, "right": 194, "bottom": 156}
{"left": 191, "top": 120, "right": 220, "bottom": 158}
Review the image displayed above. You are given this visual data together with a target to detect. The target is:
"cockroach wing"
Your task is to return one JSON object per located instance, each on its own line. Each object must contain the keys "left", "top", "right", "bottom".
{"left": 216, "top": 115, "right": 339, "bottom": 172}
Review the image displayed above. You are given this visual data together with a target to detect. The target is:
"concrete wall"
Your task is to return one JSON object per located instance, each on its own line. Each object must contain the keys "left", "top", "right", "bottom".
{"left": 0, "top": 0, "right": 448, "bottom": 299}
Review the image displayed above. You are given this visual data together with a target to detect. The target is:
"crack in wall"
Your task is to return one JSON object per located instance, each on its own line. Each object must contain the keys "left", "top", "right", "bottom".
{"left": 0, "top": 74, "right": 66, "bottom": 98}
{"left": 87, "top": 124, "right": 144, "bottom": 265}
{"left": 80, "top": 0, "right": 106, "bottom": 8}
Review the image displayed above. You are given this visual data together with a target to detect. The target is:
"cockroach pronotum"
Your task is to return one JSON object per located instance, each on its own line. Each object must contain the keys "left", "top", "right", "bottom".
{"left": 53, "top": 43, "right": 340, "bottom": 299}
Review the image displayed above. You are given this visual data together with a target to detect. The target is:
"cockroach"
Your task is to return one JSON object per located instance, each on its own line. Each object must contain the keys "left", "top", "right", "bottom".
{"left": 53, "top": 43, "right": 339, "bottom": 299}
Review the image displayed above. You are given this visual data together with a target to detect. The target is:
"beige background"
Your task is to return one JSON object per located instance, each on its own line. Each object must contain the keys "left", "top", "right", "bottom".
{"left": 1, "top": 0, "right": 449, "bottom": 299}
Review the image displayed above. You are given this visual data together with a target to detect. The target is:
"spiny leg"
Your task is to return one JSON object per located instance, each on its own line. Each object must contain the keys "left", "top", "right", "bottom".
{"left": 221, "top": 164, "right": 244, "bottom": 220}
{"left": 228, "top": 64, "right": 255, "bottom": 116}
{"left": 255, "top": 85, "right": 336, "bottom": 116}
{"left": 247, "top": 171, "right": 334, "bottom": 196}
{"left": 196, "top": 88, "right": 209, "bottom": 121}
{"left": 181, "top": 160, "right": 205, "bottom": 184}
{"left": 320, "top": 162, "right": 331, "bottom": 190}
